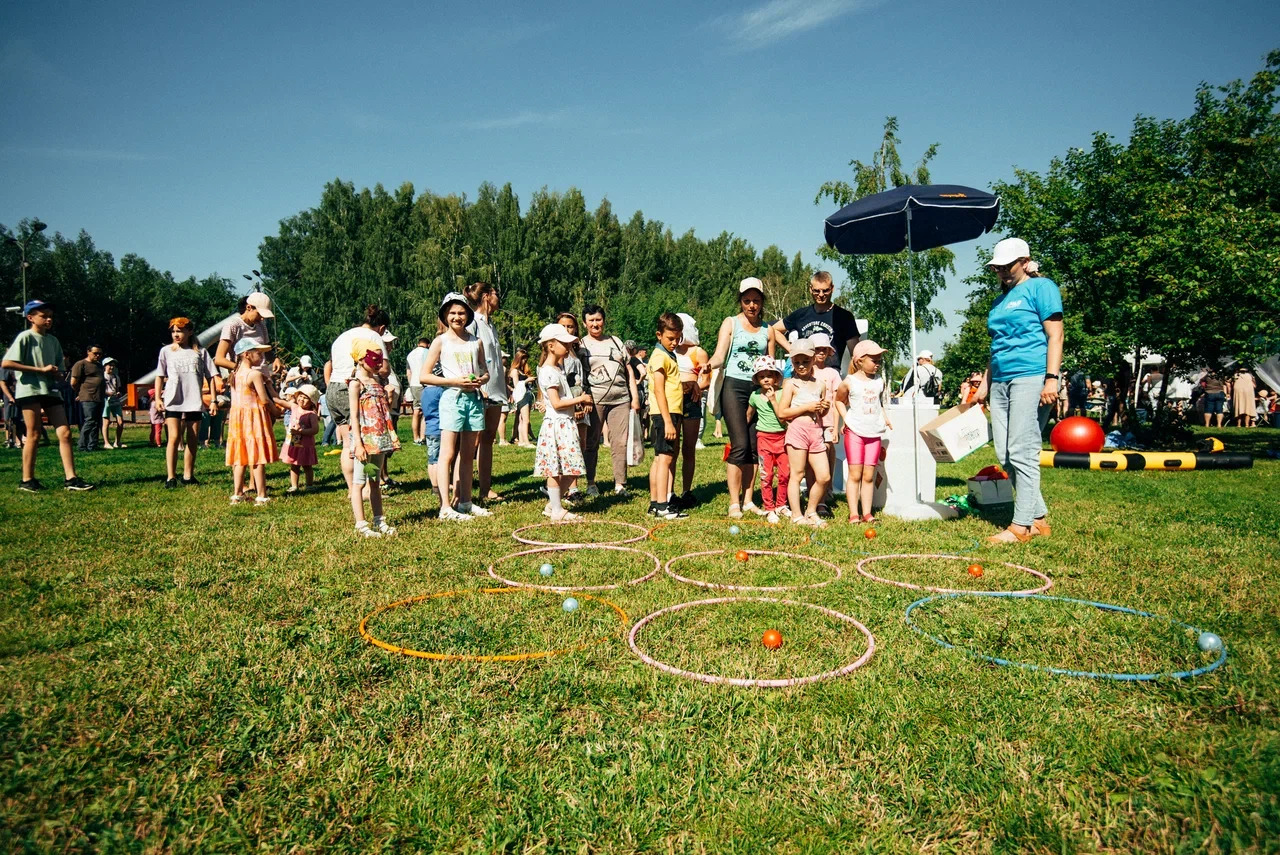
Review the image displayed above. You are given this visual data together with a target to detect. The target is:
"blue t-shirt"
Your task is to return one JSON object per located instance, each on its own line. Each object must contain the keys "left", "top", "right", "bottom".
{"left": 987, "top": 277, "right": 1063, "bottom": 382}
{"left": 420, "top": 385, "right": 443, "bottom": 436}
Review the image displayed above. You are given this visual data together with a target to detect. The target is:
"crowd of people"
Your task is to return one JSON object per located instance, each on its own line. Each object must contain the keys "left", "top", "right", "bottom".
{"left": 5, "top": 238, "right": 1270, "bottom": 544}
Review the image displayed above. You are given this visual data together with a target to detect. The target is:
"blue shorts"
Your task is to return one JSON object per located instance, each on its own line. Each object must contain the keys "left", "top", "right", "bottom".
{"left": 439, "top": 388, "right": 486, "bottom": 432}
{"left": 1204, "top": 391, "right": 1225, "bottom": 414}
{"left": 424, "top": 434, "right": 441, "bottom": 465}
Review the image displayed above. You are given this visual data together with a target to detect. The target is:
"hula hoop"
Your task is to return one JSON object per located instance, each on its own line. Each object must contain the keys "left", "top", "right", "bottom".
{"left": 628, "top": 596, "right": 875, "bottom": 688}
{"left": 665, "top": 549, "right": 843, "bottom": 592}
{"left": 856, "top": 553, "right": 1052, "bottom": 595}
{"left": 488, "top": 544, "right": 662, "bottom": 592}
{"left": 649, "top": 518, "right": 816, "bottom": 547}
{"left": 359, "top": 587, "right": 629, "bottom": 662}
{"left": 811, "top": 535, "right": 983, "bottom": 556}
{"left": 904, "top": 592, "right": 1228, "bottom": 681}
{"left": 513, "top": 520, "right": 650, "bottom": 547}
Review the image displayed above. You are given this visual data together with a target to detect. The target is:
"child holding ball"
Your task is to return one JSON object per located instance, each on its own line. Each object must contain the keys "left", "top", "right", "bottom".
{"left": 534, "top": 323, "right": 590, "bottom": 522}
{"left": 346, "top": 341, "right": 399, "bottom": 536}
{"left": 835, "top": 340, "right": 892, "bottom": 523}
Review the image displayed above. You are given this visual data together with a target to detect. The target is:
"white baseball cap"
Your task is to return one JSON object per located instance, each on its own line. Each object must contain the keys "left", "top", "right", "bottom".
{"left": 246, "top": 292, "right": 274, "bottom": 318}
{"left": 299, "top": 355, "right": 312, "bottom": 368}
{"left": 917, "top": 350, "right": 934, "bottom": 360}
{"left": 381, "top": 330, "right": 398, "bottom": 343}
{"left": 987, "top": 238, "right": 1031, "bottom": 268}
{"left": 739, "top": 276, "right": 764, "bottom": 295}
{"left": 538, "top": 323, "right": 579, "bottom": 345}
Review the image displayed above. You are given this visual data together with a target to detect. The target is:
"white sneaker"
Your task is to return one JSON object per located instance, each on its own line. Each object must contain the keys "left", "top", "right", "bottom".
{"left": 373, "top": 516, "right": 397, "bottom": 536}
{"left": 695, "top": 441, "right": 706, "bottom": 450}
{"left": 766, "top": 510, "right": 779, "bottom": 524}
{"left": 586, "top": 484, "right": 600, "bottom": 498}
{"left": 439, "top": 506, "right": 471, "bottom": 522}
{"left": 355, "top": 521, "right": 383, "bottom": 538}
{"left": 460, "top": 502, "right": 493, "bottom": 518}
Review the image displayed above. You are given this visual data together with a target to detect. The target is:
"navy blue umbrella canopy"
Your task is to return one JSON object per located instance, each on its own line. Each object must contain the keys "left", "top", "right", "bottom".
{"left": 824, "top": 184, "right": 999, "bottom": 255}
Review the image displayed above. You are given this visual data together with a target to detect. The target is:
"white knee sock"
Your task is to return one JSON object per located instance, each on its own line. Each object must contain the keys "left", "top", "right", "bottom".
{"left": 547, "top": 485, "right": 562, "bottom": 513}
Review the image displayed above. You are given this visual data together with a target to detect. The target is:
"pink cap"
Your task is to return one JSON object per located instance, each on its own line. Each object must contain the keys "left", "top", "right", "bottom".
{"left": 852, "top": 340, "right": 887, "bottom": 360}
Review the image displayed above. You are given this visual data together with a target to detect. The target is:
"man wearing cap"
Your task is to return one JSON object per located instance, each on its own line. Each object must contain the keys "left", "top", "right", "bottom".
{"left": 326, "top": 306, "right": 397, "bottom": 489}
{"left": 771, "top": 271, "right": 860, "bottom": 369}
{"left": 898, "top": 350, "right": 943, "bottom": 400}
{"left": 215, "top": 292, "right": 274, "bottom": 372}
{"left": 2, "top": 300, "right": 95, "bottom": 491}
{"left": 69, "top": 343, "right": 106, "bottom": 451}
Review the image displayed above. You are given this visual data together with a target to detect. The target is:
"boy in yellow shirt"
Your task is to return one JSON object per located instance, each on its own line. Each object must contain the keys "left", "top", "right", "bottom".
{"left": 647, "top": 312, "right": 686, "bottom": 519}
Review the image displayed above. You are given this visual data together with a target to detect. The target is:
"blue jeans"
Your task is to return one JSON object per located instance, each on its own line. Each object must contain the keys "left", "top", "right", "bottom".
{"left": 78, "top": 400, "right": 103, "bottom": 450}
{"left": 321, "top": 416, "right": 338, "bottom": 446}
{"left": 989, "top": 376, "right": 1051, "bottom": 527}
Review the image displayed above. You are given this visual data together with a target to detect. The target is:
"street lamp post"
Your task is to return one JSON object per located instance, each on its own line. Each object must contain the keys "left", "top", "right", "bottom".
{"left": 4, "top": 219, "right": 47, "bottom": 309}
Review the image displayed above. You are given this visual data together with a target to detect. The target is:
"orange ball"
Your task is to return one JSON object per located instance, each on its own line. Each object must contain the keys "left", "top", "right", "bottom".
{"left": 762, "top": 629, "right": 783, "bottom": 650}
{"left": 967, "top": 563, "right": 984, "bottom": 578}
{"left": 864, "top": 528, "right": 877, "bottom": 539}
{"left": 735, "top": 550, "right": 750, "bottom": 562}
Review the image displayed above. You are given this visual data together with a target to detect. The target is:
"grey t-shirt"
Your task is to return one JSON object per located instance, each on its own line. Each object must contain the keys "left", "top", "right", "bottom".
{"left": 156, "top": 346, "right": 217, "bottom": 412}
{"left": 580, "top": 335, "right": 631, "bottom": 407}
{"left": 220, "top": 315, "right": 270, "bottom": 350}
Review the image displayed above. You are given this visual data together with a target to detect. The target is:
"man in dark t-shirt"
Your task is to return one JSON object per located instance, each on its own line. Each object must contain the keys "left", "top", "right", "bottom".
{"left": 770, "top": 271, "right": 859, "bottom": 368}
{"left": 69, "top": 344, "right": 105, "bottom": 451}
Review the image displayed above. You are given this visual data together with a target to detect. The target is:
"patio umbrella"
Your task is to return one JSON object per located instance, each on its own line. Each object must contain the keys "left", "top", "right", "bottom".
{"left": 824, "top": 184, "right": 999, "bottom": 516}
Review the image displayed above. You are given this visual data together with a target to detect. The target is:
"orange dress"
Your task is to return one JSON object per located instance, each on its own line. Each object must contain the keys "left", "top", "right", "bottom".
{"left": 225, "top": 368, "right": 278, "bottom": 467}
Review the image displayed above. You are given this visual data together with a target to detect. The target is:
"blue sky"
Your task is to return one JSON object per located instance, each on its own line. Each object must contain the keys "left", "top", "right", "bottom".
{"left": 2, "top": 0, "right": 1276, "bottom": 354}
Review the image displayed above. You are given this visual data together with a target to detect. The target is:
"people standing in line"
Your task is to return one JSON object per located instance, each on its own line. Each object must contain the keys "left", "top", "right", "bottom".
{"left": 154, "top": 318, "right": 220, "bottom": 488}
{"left": 835, "top": 340, "right": 892, "bottom": 524}
{"left": 507, "top": 346, "right": 535, "bottom": 447}
{"left": 69, "top": 343, "right": 106, "bottom": 452}
{"left": 770, "top": 271, "right": 860, "bottom": 370}
{"left": 897, "top": 350, "right": 943, "bottom": 400}
{"left": 101, "top": 357, "right": 127, "bottom": 449}
{"left": 580, "top": 305, "right": 639, "bottom": 497}
{"left": 746, "top": 356, "right": 789, "bottom": 524}
{"left": 281, "top": 384, "right": 320, "bottom": 492}
{"left": 345, "top": 341, "right": 399, "bottom": 537}
{"left": 972, "top": 238, "right": 1064, "bottom": 545}
{"left": 671, "top": 312, "right": 709, "bottom": 510}
{"left": 708, "top": 277, "right": 773, "bottom": 519}
{"left": 1231, "top": 367, "right": 1256, "bottom": 428}
{"left": 464, "top": 282, "right": 510, "bottom": 504}
{"left": 1, "top": 301, "right": 94, "bottom": 491}
{"left": 1201, "top": 369, "right": 1227, "bottom": 428}
{"left": 776, "top": 339, "right": 832, "bottom": 528}
{"left": 325, "top": 306, "right": 398, "bottom": 492}
{"left": 534, "top": 323, "right": 590, "bottom": 522}
{"left": 406, "top": 336, "right": 430, "bottom": 445}
{"left": 420, "top": 293, "right": 491, "bottom": 522}
{"left": 647, "top": 312, "right": 687, "bottom": 520}
{"left": 225, "top": 340, "right": 280, "bottom": 504}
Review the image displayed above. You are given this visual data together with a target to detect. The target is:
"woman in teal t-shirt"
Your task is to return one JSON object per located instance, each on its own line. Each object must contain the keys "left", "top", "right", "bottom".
{"left": 973, "top": 239, "right": 1063, "bottom": 545}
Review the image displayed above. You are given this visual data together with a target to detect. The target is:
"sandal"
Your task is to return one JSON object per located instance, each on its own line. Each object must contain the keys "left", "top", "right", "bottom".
{"left": 1031, "top": 518, "right": 1051, "bottom": 538}
{"left": 254, "top": 496, "right": 271, "bottom": 506}
{"left": 229, "top": 494, "right": 244, "bottom": 505}
{"left": 549, "top": 510, "right": 583, "bottom": 522}
{"left": 727, "top": 504, "right": 744, "bottom": 520}
{"left": 987, "top": 525, "right": 1033, "bottom": 545}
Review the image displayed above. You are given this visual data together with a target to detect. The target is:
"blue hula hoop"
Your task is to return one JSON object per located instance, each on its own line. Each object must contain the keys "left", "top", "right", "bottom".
{"left": 904, "top": 592, "right": 1227, "bottom": 681}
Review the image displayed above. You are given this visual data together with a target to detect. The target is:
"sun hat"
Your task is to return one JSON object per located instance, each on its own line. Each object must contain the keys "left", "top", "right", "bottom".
{"left": 676, "top": 313, "right": 700, "bottom": 346}
{"left": 987, "top": 238, "right": 1031, "bottom": 268}
{"left": 917, "top": 349, "right": 934, "bottom": 361}
{"left": 538, "top": 323, "right": 579, "bottom": 345}
{"left": 296, "top": 384, "right": 320, "bottom": 405}
{"left": 246, "top": 292, "right": 274, "bottom": 318}
{"left": 233, "top": 339, "right": 271, "bottom": 356}
{"left": 852, "top": 340, "right": 888, "bottom": 361}
{"left": 739, "top": 276, "right": 765, "bottom": 295}
{"left": 790, "top": 338, "right": 816, "bottom": 359}
{"left": 751, "top": 355, "right": 783, "bottom": 382}
{"left": 438, "top": 292, "right": 474, "bottom": 325}
{"left": 809, "top": 332, "right": 835, "bottom": 354}
{"left": 282, "top": 386, "right": 298, "bottom": 400}
{"left": 350, "top": 338, "right": 384, "bottom": 364}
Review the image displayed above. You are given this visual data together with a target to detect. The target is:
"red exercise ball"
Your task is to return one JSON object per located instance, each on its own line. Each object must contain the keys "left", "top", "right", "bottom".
{"left": 1050, "top": 416, "right": 1106, "bottom": 454}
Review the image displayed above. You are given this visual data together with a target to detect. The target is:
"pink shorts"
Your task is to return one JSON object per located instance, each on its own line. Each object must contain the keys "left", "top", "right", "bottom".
{"left": 785, "top": 418, "right": 826, "bottom": 454}
{"left": 843, "top": 429, "right": 882, "bottom": 467}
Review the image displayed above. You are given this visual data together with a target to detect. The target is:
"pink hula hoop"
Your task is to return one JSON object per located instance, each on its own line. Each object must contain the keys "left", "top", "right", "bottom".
{"left": 628, "top": 597, "right": 876, "bottom": 688}
{"left": 512, "top": 520, "right": 650, "bottom": 547}
{"left": 664, "top": 549, "right": 842, "bottom": 592}
{"left": 488, "top": 544, "right": 662, "bottom": 592}
{"left": 855, "top": 553, "right": 1053, "bottom": 595}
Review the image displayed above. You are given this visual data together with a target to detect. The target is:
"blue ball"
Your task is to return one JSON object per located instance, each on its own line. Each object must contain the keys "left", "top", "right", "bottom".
{"left": 539, "top": 563, "right": 554, "bottom": 577}
{"left": 1197, "top": 632, "right": 1223, "bottom": 653}
{"left": 562, "top": 597, "right": 579, "bottom": 613}
{"left": 729, "top": 525, "right": 741, "bottom": 536}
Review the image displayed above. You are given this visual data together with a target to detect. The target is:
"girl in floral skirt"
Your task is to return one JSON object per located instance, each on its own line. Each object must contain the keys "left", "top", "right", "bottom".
{"left": 347, "top": 340, "right": 400, "bottom": 537}
{"left": 534, "top": 323, "right": 590, "bottom": 522}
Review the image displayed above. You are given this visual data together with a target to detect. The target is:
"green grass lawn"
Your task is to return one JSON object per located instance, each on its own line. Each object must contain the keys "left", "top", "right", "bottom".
{"left": 2, "top": 421, "right": 1278, "bottom": 852}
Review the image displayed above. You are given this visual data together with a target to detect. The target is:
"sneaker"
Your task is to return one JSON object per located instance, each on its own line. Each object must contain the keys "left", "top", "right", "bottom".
{"left": 614, "top": 484, "right": 629, "bottom": 497}
{"left": 164, "top": 478, "right": 178, "bottom": 489}
{"left": 816, "top": 503, "right": 833, "bottom": 520}
{"left": 373, "top": 516, "right": 397, "bottom": 536}
{"left": 695, "top": 440, "right": 706, "bottom": 450}
{"left": 461, "top": 503, "right": 493, "bottom": 518}
{"left": 657, "top": 503, "right": 688, "bottom": 520}
{"left": 18, "top": 479, "right": 44, "bottom": 493}
{"left": 766, "top": 510, "right": 779, "bottom": 524}
{"left": 439, "top": 506, "right": 471, "bottom": 522}
{"left": 565, "top": 489, "right": 584, "bottom": 503}
{"left": 355, "top": 521, "right": 383, "bottom": 538}
{"left": 744, "top": 501, "right": 766, "bottom": 516}
{"left": 64, "top": 477, "right": 95, "bottom": 492}
{"left": 586, "top": 483, "right": 600, "bottom": 498}
{"left": 180, "top": 476, "right": 200, "bottom": 486}
{"left": 678, "top": 491, "right": 696, "bottom": 510}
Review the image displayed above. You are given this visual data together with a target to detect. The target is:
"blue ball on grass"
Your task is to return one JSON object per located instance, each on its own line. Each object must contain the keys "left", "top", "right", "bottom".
{"left": 562, "top": 597, "right": 579, "bottom": 613}
{"left": 1197, "top": 632, "right": 1223, "bottom": 653}
{"left": 729, "top": 525, "right": 741, "bottom": 536}
{"left": 539, "top": 563, "right": 554, "bottom": 577}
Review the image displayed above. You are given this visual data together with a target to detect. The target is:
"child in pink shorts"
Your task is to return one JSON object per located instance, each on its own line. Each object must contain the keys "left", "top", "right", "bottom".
{"left": 776, "top": 339, "right": 833, "bottom": 528}
{"left": 836, "top": 339, "right": 893, "bottom": 523}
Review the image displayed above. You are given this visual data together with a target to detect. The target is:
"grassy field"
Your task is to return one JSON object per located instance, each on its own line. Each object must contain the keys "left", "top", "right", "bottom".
{"left": 1, "top": 420, "right": 1278, "bottom": 853}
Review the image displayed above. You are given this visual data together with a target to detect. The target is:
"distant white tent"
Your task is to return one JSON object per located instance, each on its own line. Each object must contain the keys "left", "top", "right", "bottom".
{"left": 132, "top": 313, "right": 236, "bottom": 386}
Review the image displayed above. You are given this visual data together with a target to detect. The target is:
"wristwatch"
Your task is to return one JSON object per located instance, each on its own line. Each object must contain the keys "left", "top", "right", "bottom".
{"left": 1044, "top": 373, "right": 1059, "bottom": 380}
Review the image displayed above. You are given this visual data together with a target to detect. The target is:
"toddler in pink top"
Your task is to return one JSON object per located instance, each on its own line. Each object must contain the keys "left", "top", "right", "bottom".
{"left": 281, "top": 384, "right": 320, "bottom": 492}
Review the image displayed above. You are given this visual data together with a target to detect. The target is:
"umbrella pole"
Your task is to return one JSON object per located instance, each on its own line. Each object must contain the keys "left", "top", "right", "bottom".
{"left": 907, "top": 208, "right": 921, "bottom": 503}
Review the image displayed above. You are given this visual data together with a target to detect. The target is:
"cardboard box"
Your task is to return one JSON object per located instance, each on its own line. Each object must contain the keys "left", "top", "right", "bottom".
{"left": 967, "top": 477, "right": 1013, "bottom": 505}
{"left": 918, "top": 403, "right": 991, "bottom": 463}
